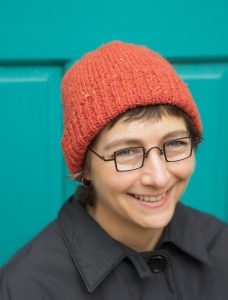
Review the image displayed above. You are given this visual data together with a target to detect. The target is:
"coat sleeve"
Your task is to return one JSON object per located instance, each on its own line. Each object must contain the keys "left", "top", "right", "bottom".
{"left": 210, "top": 225, "right": 228, "bottom": 285}
{"left": 0, "top": 269, "right": 11, "bottom": 300}
{"left": 0, "top": 267, "right": 41, "bottom": 300}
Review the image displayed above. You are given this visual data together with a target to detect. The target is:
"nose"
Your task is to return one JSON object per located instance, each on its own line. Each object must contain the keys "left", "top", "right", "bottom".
{"left": 140, "top": 148, "right": 169, "bottom": 187}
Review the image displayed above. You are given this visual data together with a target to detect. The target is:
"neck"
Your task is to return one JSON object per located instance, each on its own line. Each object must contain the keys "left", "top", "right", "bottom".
{"left": 87, "top": 205, "right": 164, "bottom": 252}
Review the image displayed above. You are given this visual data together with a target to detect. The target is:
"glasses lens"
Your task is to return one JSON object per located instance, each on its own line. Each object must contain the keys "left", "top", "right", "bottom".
{"left": 115, "top": 147, "right": 144, "bottom": 171}
{"left": 164, "top": 137, "right": 192, "bottom": 162}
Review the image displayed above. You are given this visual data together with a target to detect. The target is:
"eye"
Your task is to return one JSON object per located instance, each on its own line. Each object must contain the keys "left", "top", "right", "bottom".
{"left": 165, "top": 138, "right": 189, "bottom": 148}
{"left": 115, "top": 147, "right": 142, "bottom": 158}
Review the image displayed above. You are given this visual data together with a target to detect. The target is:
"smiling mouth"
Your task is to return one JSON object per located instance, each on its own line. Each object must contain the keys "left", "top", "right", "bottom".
{"left": 130, "top": 189, "right": 170, "bottom": 203}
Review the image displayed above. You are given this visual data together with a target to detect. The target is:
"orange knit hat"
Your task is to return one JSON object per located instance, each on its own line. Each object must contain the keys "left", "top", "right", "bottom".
{"left": 61, "top": 41, "right": 202, "bottom": 176}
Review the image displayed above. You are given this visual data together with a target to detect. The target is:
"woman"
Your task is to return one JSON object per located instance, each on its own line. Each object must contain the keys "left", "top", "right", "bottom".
{"left": 1, "top": 41, "right": 228, "bottom": 299}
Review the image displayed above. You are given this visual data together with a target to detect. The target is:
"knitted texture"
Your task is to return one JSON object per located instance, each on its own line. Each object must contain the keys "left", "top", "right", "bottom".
{"left": 61, "top": 40, "right": 202, "bottom": 176}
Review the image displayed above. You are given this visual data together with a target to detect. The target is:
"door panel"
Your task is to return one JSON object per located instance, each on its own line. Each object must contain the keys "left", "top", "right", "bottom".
{"left": 0, "top": 66, "right": 63, "bottom": 265}
{"left": 176, "top": 63, "right": 228, "bottom": 221}
{"left": 0, "top": 0, "right": 227, "bottom": 266}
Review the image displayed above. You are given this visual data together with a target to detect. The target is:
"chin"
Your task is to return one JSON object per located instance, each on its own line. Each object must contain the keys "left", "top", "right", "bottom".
{"left": 138, "top": 204, "right": 177, "bottom": 230}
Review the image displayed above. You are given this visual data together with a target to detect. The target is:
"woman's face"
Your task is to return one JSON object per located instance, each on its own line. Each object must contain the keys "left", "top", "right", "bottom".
{"left": 85, "top": 114, "right": 195, "bottom": 235}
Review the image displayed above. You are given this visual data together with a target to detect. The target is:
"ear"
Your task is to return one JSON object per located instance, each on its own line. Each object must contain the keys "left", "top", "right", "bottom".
{"left": 83, "top": 155, "right": 92, "bottom": 181}
{"left": 83, "top": 168, "right": 91, "bottom": 181}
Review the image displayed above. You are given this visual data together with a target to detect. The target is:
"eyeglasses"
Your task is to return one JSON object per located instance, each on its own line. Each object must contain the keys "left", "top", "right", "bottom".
{"left": 88, "top": 136, "right": 193, "bottom": 172}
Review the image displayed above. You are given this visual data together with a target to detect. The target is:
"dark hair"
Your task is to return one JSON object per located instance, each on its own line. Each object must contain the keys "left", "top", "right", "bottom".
{"left": 75, "top": 104, "right": 202, "bottom": 207}
{"left": 107, "top": 104, "right": 202, "bottom": 145}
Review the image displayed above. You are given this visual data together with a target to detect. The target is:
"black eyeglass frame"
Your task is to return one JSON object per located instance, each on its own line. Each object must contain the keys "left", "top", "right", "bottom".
{"left": 88, "top": 136, "right": 194, "bottom": 172}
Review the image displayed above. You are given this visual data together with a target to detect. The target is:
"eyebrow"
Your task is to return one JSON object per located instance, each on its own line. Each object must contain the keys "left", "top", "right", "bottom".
{"left": 103, "top": 130, "right": 189, "bottom": 151}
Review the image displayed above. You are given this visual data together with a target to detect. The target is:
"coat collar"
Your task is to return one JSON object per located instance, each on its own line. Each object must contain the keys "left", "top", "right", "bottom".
{"left": 58, "top": 196, "right": 126, "bottom": 292}
{"left": 58, "top": 196, "right": 211, "bottom": 292}
{"left": 160, "top": 202, "right": 211, "bottom": 266}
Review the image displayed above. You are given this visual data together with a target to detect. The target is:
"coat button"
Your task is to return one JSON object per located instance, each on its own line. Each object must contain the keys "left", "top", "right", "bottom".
{"left": 148, "top": 255, "right": 167, "bottom": 273}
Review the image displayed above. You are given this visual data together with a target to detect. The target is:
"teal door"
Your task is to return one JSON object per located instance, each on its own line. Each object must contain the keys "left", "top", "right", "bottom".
{"left": 1, "top": 0, "right": 227, "bottom": 266}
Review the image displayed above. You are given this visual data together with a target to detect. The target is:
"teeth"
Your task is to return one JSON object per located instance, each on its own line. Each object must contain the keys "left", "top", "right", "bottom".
{"left": 134, "top": 193, "right": 166, "bottom": 202}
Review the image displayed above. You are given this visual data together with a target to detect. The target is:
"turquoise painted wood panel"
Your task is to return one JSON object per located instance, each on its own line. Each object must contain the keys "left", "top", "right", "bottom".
{"left": 0, "top": 0, "right": 227, "bottom": 59}
{"left": 0, "top": 66, "right": 64, "bottom": 265}
{"left": 176, "top": 63, "right": 228, "bottom": 221}
{"left": 0, "top": 0, "right": 227, "bottom": 266}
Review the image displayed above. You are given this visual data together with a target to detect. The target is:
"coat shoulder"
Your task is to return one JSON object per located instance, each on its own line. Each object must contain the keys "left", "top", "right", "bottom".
{"left": 0, "top": 220, "right": 73, "bottom": 299}
{"left": 182, "top": 204, "right": 228, "bottom": 261}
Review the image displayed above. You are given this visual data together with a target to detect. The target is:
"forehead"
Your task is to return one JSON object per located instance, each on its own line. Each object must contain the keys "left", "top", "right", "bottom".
{"left": 94, "top": 114, "right": 188, "bottom": 147}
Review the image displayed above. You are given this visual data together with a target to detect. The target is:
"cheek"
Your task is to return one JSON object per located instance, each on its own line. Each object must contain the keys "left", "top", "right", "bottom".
{"left": 172, "top": 156, "right": 195, "bottom": 181}
{"left": 171, "top": 157, "right": 195, "bottom": 201}
{"left": 91, "top": 164, "right": 135, "bottom": 196}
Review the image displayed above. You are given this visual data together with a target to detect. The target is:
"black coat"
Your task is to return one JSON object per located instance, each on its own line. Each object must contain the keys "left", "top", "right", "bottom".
{"left": 1, "top": 195, "right": 228, "bottom": 299}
